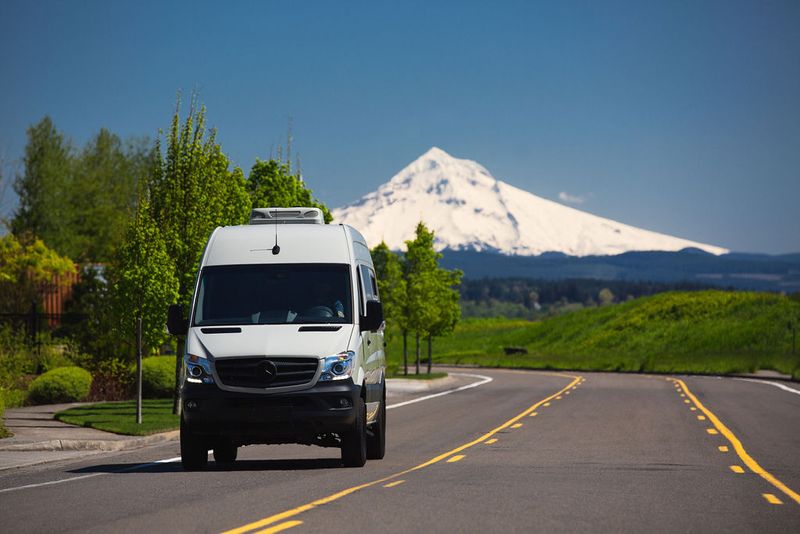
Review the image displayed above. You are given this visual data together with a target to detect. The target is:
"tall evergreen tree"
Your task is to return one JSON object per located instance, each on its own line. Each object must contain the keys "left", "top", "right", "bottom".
{"left": 11, "top": 117, "right": 72, "bottom": 250}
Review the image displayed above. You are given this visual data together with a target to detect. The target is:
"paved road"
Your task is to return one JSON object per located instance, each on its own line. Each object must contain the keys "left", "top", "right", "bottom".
{"left": 1, "top": 368, "right": 798, "bottom": 533}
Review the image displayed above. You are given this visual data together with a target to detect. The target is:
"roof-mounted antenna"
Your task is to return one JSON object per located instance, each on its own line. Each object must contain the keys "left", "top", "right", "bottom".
{"left": 272, "top": 214, "right": 280, "bottom": 255}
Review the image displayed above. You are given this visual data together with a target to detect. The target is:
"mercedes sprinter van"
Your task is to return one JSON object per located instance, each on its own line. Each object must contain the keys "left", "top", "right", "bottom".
{"left": 167, "top": 207, "right": 386, "bottom": 470}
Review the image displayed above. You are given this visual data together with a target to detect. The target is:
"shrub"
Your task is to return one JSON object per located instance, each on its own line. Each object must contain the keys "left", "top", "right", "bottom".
{"left": 0, "top": 394, "right": 9, "bottom": 438}
{"left": 28, "top": 366, "right": 93, "bottom": 404}
{"left": 140, "top": 356, "right": 176, "bottom": 398}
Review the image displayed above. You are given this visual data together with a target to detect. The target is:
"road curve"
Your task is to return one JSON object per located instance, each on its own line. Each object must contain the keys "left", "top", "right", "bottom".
{"left": 0, "top": 368, "right": 798, "bottom": 533}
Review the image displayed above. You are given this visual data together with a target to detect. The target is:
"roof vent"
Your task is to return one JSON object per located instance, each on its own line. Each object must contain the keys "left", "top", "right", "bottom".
{"left": 250, "top": 207, "right": 324, "bottom": 225}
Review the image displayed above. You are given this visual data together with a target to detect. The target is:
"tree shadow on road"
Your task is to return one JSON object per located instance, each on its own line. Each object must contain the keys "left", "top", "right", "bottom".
{"left": 69, "top": 457, "right": 343, "bottom": 474}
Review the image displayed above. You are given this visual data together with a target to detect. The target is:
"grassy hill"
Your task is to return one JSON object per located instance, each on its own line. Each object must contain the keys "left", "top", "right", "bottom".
{"left": 386, "top": 290, "right": 800, "bottom": 377}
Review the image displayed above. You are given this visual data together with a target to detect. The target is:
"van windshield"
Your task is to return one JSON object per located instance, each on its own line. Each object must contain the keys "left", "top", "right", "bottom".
{"left": 193, "top": 264, "right": 352, "bottom": 326}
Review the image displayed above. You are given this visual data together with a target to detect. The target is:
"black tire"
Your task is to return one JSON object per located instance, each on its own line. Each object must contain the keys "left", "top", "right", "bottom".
{"left": 213, "top": 441, "right": 238, "bottom": 464}
{"left": 180, "top": 419, "right": 208, "bottom": 471}
{"left": 366, "top": 388, "right": 386, "bottom": 460}
{"left": 341, "top": 396, "right": 367, "bottom": 467}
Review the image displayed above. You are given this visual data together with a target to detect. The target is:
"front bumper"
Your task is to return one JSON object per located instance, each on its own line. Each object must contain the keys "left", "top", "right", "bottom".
{"left": 181, "top": 379, "right": 360, "bottom": 446}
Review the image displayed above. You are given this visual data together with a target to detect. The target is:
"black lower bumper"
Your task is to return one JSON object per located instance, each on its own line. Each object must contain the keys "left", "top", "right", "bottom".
{"left": 181, "top": 379, "right": 360, "bottom": 446}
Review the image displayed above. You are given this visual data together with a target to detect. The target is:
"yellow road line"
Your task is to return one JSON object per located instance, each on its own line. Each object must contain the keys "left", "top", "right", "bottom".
{"left": 529, "top": 412, "right": 538, "bottom": 417}
{"left": 543, "top": 402, "right": 551, "bottom": 407}
{"left": 674, "top": 378, "right": 800, "bottom": 506}
{"left": 511, "top": 423, "right": 523, "bottom": 429}
{"left": 447, "top": 455, "right": 466, "bottom": 463}
{"left": 383, "top": 480, "right": 405, "bottom": 488}
{"left": 485, "top": 438, "right": 498, "bottom": 445}
{"left": 697, "top": 415, "right": 706, "bottom": 421}
{"left": 730, "top": 465, "right": 745, "bottom": 474}
{"left": 253, "top": 521, "right": 303, "bottom": 534}
{"left": 763, "top": 493, "right": 783, "bottom": 505}
{"left": 222, "top": 373, "right": 582, "bottom": 534}
{"left": 684, "top": 400, "right": 690, "bottom": 404}
{"left": 706, "top": 428, "right": 719, "bottom": 435}
{"left": 690, "top": 407, "right": 697, "bottom": 411}
{"left": 719, "top": 446, "right": 729, "bottom": 452}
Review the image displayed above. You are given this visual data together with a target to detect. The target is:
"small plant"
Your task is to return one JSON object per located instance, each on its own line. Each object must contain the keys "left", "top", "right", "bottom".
{"left": 0, "top": 394, "right": 9, "bottom": 438}
{"left": 28, "top": 366, "right": 93, "bottom": 404}
{"left": 140, "top": 356, "right": 176, "bottom": 398}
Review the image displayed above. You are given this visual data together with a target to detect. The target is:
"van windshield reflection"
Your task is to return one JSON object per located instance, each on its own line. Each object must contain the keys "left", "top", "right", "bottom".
{"left": 193, "top": 264, "right": 352, "bottom": 326}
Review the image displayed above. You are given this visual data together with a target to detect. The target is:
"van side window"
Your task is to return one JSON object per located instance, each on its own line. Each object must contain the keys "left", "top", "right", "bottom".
{"left": 369, "top": 270, "right": 379, "bottom": 302}
{"left": 359, "top": 265, "right": 374, "bottom": 302}
{"left": 357, "top": 268, "right": 366, "bottom": 316}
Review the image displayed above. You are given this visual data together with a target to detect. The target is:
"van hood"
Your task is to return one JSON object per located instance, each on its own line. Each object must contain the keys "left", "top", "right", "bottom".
{"left": 190, "top": 324, "right": 356, "bottom": 360}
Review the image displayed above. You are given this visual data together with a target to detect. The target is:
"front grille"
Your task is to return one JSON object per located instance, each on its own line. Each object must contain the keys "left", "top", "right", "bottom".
{"left": 214, "top": 357, "right": 319, "bottom": 388}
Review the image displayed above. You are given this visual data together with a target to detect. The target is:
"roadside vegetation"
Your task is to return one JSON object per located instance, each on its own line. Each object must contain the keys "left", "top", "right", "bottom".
{"left": 55, "top": 399, "right": 178, "bottom": 436}
{"left": 386, "top": 291, "right": 800, "bottom": 377}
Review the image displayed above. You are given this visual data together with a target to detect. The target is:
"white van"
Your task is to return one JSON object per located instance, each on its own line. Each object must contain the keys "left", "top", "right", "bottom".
{"left": 167, "top": 207, "right": 386, "bottom": 470}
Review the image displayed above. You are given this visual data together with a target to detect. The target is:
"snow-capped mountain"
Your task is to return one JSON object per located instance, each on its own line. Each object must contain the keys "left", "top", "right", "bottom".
{"left": 332, "top": 147, "right": 728, "bottom": 257}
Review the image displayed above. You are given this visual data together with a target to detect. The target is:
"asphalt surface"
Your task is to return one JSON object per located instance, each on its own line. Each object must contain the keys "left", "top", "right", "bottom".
{"left": 0, "top": 368, "right": 798, "bottom": 533}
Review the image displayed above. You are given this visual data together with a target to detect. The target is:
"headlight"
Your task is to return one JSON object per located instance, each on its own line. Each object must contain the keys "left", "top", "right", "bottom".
{"left": 319, "top": 351, "right": 355, "bottom": 382}
{"left": 185, "top": 353, "right": 214, "bottom": 384}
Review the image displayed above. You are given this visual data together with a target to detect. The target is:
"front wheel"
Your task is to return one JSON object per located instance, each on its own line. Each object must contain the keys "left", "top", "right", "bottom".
{"left": 180, "top": 419, "right": 208, "bottom": 471}
{"left": 341, "top": 397, "right": 367, "bottom": 467}
{"left": 366, "top": 388, "right": 386, "bottom": 460}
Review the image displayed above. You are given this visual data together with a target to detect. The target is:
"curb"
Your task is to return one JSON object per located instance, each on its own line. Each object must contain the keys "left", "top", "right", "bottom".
{"left": 0, "top": 430, "right": 179, "bottom": 452}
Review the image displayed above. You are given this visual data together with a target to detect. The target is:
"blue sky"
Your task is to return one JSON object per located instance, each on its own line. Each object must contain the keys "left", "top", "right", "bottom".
{"left": 1, "top": 0, "right": 798, "bottom": 253}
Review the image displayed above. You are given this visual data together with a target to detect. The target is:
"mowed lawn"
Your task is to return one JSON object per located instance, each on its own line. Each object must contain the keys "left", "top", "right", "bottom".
{"left": 387, "top": 290, "right": 800, "bottom": 377}
{"left": 56, "top": 399, "right": 178, "bottom": 436}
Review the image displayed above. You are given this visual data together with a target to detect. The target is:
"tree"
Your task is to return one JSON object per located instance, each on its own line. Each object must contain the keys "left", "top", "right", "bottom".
{"left": 68, "top": 129, "right": 153, "bottom": 262}
{"left": 114, "top": 200, "right": 178, "bottom": 357}
{"left": 246, "top": 159, "right": 332, "bottom": 222}
{"left": 598, "top": 288, "right": 615, "bottom": 306}
{"left": 11, "top": 117, "right": 72, "bottom": 253}
{"left": 145, "top": 97, "right": 251, "bottom": 412}
{"left": 425, "top": 266, "right": 462, "bottom": 373}
{"left": 404, "top": 223, "right": 439, "bottom": 374}
{"left": 0, "top": 233, "right": 76, "bottom": 314}
{"left": 371, "top": 242, "right": 408, "bottom": 373}
{"left": 11, "top": 117, "right": 153, "bottom": 263}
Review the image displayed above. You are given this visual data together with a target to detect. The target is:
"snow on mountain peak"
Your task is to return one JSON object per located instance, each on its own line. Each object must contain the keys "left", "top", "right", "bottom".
{"left": 332, "top": 147, "right": 729, "bottom": 257}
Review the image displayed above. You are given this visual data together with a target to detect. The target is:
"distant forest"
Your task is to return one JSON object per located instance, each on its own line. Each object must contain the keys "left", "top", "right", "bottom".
{"left": 460, "top": 278, "right": 722, "bottom": 319}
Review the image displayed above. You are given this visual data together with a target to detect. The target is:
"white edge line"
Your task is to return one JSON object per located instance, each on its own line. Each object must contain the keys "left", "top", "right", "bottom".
{"left": 0, "top": 457, "right": 181, "bottom": 494}
{"left": 734, "top": 378, "right": 800, "bottom": 396}
{"left": 1, "top": 374, "right": 493, "bottom": 494}
{"left": 387, "top": 372, "right": 493, "bottom": 410}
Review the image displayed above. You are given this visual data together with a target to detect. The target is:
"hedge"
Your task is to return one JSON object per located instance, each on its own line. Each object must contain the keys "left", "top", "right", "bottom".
{"left": 141, "top": 356, "right": 176, "bottom": 398}
{"left": 28, "top": 366, "right": 93, "bottom": 404}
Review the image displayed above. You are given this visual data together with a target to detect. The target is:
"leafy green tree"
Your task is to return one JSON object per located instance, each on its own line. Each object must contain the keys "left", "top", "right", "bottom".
{"left": 11, "top": 117, "right": 72, "bottom": 252}
{"left": 371, "top": 242, "right": 408, "bottom": 372}
{"left": 68, "top": 130, "right": 153, "bottom": 262}
{"left": 114, "top": 200, "right": 179, "bottom": 358}
{"left": 246, "top": 159, "right": 332, "bottom": 223}
{"left": 12, "top": 117, "right": 152, "bottom": 263}
{"left": 425, "top": 266, "right": 462, "bottom": 373}
{"left": 0, "top": 233, "right": 76, "bottom": 314}
{"left": 404, "top": 223, "right": 440, "bottom": 374}
{"left": 144, "top": 98, "right": 250, "bottom": 412}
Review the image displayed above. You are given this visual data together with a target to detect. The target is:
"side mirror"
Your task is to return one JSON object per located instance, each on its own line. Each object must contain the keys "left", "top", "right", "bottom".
{"left": 167, "top": 304, "right": 188, "bottom": 336}
{"left": 360, "top": 300, "right": 384, "bottom": 332}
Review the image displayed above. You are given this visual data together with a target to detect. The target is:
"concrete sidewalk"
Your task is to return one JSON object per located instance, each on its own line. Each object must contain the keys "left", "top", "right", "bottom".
{"left": 0, "top": 373, "right": 458, "bottom": 472}
{"left": 0, "top": 403, "right": 178, "bottom": 471}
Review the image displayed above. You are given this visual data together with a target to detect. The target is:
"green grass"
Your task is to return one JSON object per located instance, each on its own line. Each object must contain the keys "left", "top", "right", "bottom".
{"left": 387, "top": 371, "right": 448, "bottom": 380}
{"left": 387, "top": 290, "right": 800, "bottom": 377}
{"left": 55, "top": 399, "right": 179, "bottom": 436}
